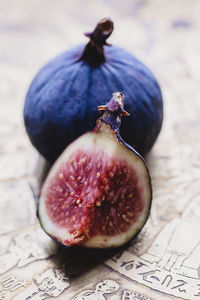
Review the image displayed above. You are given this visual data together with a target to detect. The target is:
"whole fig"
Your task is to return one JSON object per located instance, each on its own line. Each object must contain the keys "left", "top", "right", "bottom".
{"left": 24, "top": 18, "right": 163, "bottom": 163}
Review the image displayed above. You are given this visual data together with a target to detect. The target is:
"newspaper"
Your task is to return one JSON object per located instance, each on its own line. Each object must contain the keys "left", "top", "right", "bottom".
{"left": 1, "top": 0, "right": 200, "bottom": 299}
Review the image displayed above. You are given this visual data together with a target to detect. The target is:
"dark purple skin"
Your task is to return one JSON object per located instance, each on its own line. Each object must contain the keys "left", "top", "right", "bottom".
{"left": 24, "top": 18, "right": 163, "bottom": 163}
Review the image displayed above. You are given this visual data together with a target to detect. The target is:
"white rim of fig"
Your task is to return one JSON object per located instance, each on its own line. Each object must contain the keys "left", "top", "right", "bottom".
{"left": 39, "top": 124, "right": 151, "bottom": 248}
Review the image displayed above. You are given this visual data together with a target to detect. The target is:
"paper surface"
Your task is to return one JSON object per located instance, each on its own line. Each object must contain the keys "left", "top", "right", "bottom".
{"left": 0, "top": 0, "right": 200, "bottom": 299}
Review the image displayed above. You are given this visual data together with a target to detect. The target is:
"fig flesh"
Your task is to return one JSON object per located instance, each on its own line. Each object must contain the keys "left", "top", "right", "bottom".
{"left": 38, "top": 93, "right": 152, "bottom": 248}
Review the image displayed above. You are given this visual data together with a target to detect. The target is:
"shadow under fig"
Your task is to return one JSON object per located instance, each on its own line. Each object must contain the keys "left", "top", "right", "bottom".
{"left": 54, "top": 240, "right": 132, "bottom": 278}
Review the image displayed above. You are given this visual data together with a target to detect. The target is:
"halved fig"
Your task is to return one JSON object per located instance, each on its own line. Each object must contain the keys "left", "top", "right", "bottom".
{"left": 38, "top": 92, "right": 152, "bottom": 248}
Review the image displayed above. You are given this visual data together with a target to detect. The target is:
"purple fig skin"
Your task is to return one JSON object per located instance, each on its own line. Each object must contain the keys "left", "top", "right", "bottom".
{"left": 24, "top": 18, "right": 163, "bottom": 163}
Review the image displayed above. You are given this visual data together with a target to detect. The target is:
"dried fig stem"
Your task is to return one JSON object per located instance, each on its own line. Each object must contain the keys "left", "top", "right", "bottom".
{"left": 98, "top": 92, "right": 129, "bottom": 130}
{"left": 81, "top": 18, "right": 114, "bottom": 65}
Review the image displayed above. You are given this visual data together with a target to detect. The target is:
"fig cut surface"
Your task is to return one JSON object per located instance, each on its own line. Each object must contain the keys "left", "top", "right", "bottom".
{"left": 39, "top": 123, "right": 151, "bottom": 248}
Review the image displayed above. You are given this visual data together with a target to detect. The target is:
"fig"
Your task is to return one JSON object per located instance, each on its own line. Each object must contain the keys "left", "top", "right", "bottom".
{"left": 38, "top": 92, "right": 152, "bottom": 248}
{"left": 24, "top": 18, "right": 163, "bottom": 163}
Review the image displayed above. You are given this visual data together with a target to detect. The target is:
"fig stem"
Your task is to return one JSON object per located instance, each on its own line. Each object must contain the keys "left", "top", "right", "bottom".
{"left": 98, "top": 92, "right": 129, "bottom": 130}
{"left": 81, "top": 18, "right": 114, "bottom": 66}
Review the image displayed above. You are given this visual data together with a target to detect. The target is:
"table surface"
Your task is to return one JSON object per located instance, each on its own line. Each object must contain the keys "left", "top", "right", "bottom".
{"left": 0, "top": 1, "right": 200, "bottom": 299}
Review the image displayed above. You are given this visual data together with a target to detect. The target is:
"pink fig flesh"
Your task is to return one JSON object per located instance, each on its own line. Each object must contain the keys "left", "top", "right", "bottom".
{"left": 39, "top": 122, "right": 151, "bottom": 248}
